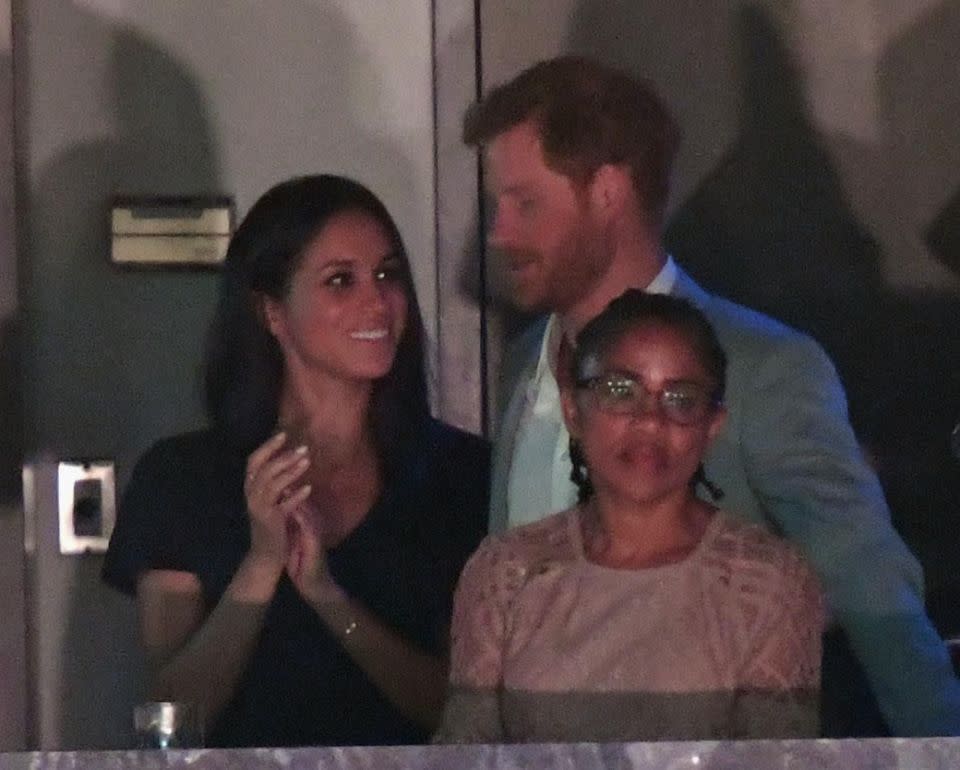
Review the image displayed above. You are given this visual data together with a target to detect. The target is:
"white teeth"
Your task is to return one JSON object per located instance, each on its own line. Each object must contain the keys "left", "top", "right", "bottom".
{"left": 351, "top": 329, "right": 389, "bottom": 340}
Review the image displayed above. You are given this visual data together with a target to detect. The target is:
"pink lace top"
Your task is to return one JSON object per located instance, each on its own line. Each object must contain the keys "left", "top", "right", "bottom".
{"left": 437, "top": 509, "right": 824, "bottom": 743}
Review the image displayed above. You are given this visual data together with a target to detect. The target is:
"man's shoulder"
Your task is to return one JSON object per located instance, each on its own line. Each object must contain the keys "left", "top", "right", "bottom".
{"left": 699, "top": 287, "right": 804, "bottom": 345}
{"left": 676, "top": 269, "right": 827, "bottom": 363}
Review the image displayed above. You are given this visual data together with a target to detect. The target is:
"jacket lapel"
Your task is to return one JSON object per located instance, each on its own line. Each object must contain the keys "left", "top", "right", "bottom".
{"left": 670, "top": 264, "right": 712, "bottom": 309}
{"left": 488, "top": 317, "right": 548, "bottom": 533}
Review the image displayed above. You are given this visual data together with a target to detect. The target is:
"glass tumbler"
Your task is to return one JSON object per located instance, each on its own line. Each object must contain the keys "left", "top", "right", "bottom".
{"left": 133, "top": 701, "right": 203, "bottom": 749}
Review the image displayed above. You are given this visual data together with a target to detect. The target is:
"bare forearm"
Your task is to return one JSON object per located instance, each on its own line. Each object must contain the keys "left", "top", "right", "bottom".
{"left": 149, "top": 557, "right": 282, "bottom": 728}
{"left": 309, "top": 594, "right": 448, "bottom": 730}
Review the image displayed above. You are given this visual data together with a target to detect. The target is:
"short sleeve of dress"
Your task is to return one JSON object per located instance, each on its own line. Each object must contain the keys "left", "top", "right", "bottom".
{"left": 101, "top": 434, "right": 219, "bottom": 596}
{"left": 733, "top": 546, "right": 825, "bottom": 738}
{"left": 395, "top": 420, "right": 490, "bottom": 658}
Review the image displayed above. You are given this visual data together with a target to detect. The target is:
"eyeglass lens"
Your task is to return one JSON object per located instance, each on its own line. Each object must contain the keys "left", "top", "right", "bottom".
{"left": 590, "top": 376, "right": 712, "bottom": 425}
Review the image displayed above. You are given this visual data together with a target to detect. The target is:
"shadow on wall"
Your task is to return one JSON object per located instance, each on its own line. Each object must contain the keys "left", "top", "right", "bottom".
{"left": 565, "top": 0, "right": 960, "bottom": 738}
{"left": 861, "top": 0, "right": 960, "bottom": 636}
{"left": 0, "top": 316, "right": 21, "bottom": 504}
{"left": 23, "top": 26, "right": 222, "bottom": 463}
{"left": 567, "top": 0, "right": 742, "bottom": 208}
{"left": 875, "top": 0, "right": 960, "bottom": 284}
{"left": 568, "top": 1, "right": 960, "bottom": 630}
{"left": 0, "top": 37, "right": 18, "bottom": 506}
{"left": 21, "top": 7, "right": 222, "bottom": 749}
{"left": 662, "top": 5, "right": 960, "bottom": 639}
{"left": 196, "top": 2, "right": 424, "bottom": 228}
{"left": 192, "top": 2, "right": 428, "bottom": 389}
{"left": 927, "top": 186, "right": 960, "bottom": 276}
{"left": 21, "top": 0, "right": 425, "bottom": 750}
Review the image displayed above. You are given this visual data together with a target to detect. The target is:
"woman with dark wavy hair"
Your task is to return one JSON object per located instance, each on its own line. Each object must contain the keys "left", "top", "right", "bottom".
{"left": 104, "top": 175, "right": 489, "bottom": 747}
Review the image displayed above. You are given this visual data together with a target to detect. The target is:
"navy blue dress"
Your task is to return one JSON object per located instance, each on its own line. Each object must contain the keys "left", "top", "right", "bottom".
{"left": 103, "top": 419, "right": 490, "bottom": 747}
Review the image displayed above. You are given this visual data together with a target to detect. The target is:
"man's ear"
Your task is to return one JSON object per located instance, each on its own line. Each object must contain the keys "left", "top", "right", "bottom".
{"left": 588, "top": 163, "right": 632, "bottom": 221}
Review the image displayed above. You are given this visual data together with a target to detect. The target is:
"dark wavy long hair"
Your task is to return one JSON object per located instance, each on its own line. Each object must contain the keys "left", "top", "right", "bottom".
{"left": 203, "top": 174, "right": 429, "bottom": 459}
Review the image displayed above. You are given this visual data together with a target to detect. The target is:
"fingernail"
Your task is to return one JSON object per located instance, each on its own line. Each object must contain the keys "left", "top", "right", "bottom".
{"left": 273, "top": 431, "right": 287, "bottom": 442}
{"left": 295, "top": 444, "right": 309, "bottom": 454}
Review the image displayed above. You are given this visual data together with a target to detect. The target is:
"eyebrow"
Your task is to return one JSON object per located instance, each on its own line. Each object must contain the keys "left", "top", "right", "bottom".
{"left": 595, "top": 368, "right": 641, "bottom": 381}
{"left": 315, "top": 251, "right": 402, "bottom": 272}
{"left": 486, "top": 181, "right": 534, "bottom": 199}
{"left": 500, "top": 183, "right": 535, "bottom": 196}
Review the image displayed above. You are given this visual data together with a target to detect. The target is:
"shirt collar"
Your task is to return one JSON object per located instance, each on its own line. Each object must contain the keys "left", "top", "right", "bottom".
{"left": 532, "top": 255, "right": 678, "bottom": 385}
{"left": 647, "top": 254, "right": 678, "bottom": 295}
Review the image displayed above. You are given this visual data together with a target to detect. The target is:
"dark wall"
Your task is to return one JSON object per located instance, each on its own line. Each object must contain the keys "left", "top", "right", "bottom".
{"left": 1, "top": 2, "right": 27, "bottom": 749}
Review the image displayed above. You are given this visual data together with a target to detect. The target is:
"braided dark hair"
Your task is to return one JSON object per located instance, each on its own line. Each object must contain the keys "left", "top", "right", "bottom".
{"left": 567, "top": 290, "right": 726, "bottom": 503}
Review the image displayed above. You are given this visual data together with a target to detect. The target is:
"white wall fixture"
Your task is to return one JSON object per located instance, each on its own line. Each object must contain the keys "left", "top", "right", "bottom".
{"left": 111, "top": 197, "right": 233, "bottom": 268}
{"left": 55, "top": 461, "right": 115, "bottom": 554}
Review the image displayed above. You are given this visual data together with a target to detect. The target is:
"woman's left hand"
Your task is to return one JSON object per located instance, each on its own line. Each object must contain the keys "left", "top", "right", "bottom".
{"left": 286, "top": 508, "right": 347, "bottom": 607}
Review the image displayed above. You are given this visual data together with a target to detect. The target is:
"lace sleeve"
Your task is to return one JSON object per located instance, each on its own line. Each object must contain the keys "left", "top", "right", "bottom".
{"left": 733, "top": 548, "right": 825, "bottom": 738}
{"left": 435, "top": 537, "right": 517, "bottom": 743}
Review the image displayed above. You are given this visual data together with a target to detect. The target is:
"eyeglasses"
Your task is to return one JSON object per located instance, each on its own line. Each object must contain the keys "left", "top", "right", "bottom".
{"left": 576, "top": 372, "right": 720, "bottom": 426}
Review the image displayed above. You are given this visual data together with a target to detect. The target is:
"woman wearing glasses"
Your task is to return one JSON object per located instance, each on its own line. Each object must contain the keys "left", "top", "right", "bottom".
{"left": 437, "top": 290, "right": 823, "bottom": 743}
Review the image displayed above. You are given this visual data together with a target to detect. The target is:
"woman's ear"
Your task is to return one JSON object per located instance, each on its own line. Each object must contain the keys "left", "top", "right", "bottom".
{"left": 259, "top": 294, "right": 285, "bottom": 342}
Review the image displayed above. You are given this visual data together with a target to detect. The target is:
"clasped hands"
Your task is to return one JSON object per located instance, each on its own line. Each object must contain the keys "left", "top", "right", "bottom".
{"left": 243, "top": 431, "right": 345, "bottom": 607}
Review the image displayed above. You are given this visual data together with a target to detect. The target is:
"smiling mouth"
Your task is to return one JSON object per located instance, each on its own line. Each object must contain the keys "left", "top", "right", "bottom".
{"left": 351, "top": 329, "right": 389, "bottom": 341}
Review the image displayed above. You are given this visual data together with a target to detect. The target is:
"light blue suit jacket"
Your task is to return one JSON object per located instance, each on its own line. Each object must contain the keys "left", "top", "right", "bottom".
{"left": 489, "top": 266, "right": 960, "bottom": 736}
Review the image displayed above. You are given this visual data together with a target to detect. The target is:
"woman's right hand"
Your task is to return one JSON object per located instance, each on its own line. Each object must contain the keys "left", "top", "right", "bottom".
{"left": 243, "top": 431, "right": 312, "bottom": 567}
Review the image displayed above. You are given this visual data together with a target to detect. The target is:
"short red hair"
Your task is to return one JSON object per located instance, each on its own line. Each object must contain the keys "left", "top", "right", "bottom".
{"left": 464, "top": 56, "right": 681, "bottom": 223}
